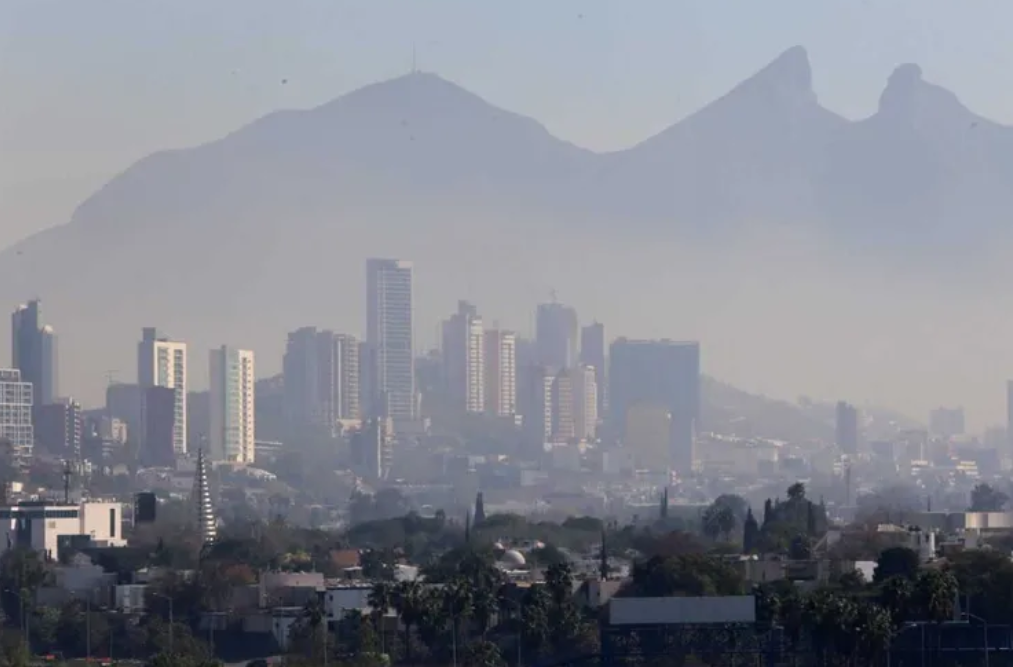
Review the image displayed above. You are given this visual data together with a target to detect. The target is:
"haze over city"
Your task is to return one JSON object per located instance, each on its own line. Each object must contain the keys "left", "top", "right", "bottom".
{"left": 5, "top": 0, "right": 1013, "bottom": 427}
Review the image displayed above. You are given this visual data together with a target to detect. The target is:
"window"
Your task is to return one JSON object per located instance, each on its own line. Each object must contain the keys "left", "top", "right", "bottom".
{"left": 109, "top": 508, "right": 116, "bottom": 538}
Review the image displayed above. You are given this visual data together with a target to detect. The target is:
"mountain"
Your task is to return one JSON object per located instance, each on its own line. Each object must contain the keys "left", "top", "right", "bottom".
{"left": 3, "top": 47, "right": 1013, "bottom": 411}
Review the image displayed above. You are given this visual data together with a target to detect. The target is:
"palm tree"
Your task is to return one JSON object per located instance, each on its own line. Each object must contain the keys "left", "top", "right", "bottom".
{"left": 393, "top": 580, "right": 424, "bottom": 663}
{"left": 443, "top": 578, "right": 474, "bottom": 664}
{"left": 368, "top": 581, "right": 393, "bottom": 654}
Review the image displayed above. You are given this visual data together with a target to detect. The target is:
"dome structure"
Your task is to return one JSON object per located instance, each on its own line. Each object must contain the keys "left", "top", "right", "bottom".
{"left": 500, "top": 549, "right": 527, "bottom": 568}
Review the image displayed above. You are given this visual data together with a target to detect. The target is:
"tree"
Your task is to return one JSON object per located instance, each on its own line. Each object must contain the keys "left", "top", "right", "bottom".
{"left": 874, "top": 546, "right": 920, "bottom": 583}
{"left": 762, "top": 498, "right": 773, "bottom": 527}
{"left": 742, "top": 508, "right": 759, "bottom": 554}
{"left": 787, "top": 482, "right": 806, "bottom": 502}
{"left": 392, "top": 581, "right": 425, "bottom": 663}
{"left": 659, "top": 488, "right": 669, "bottom": 519}
{"left": 474, "top": 492, "right": 486, "bottom": 525}
{"left": 702, "top": 503, "right": 735, "bottom": 542}
{"left": 970, "top": 483, "right": 1009, "bottom": 512}
{"left": 367, "top": 582, "right": 393, "bottom": 653}
{"left": 880, "top": 575, "right": 914, "bottom": 627}
{"left": 712, "top": 494, "right": 749, "bottom": 522}
{"left": 462, "top": 639, "right": 505, "bottom": 667}
{"left": 913, "top": 569, "right": 958, "bottom": 623}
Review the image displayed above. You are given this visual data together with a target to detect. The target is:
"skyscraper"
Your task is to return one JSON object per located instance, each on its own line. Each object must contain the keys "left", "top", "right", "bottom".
{"left": 209, "top": 346, "right": 255, "bottom": 464}
{"left": 550, "top": 368, "right": 575, "bottom": 443}
{"left": 283, "top": 328, "right": 359, "bottom": 436}
{"left": 366, "top": 259, "right": 415, "bottom": 420}
{"left": 137, "top": 328, "right": 187, "bottom": 455}
{"left": 520, "top": 365, "right": 554, "bottom": 451}
{"left": 484, "top": 330, "right": 517, "bottom": 417}
{"left": 835, "top": 401, "right": 859, "bottom": 455}
{"left": 11, "top": 300, "right": 57, "bottom": 407}
{"left": 609, "top": 339, "right": 700, "bottom": 473}
{"left": 0, "top": 368, "right": 33, "bottom": 461}
{"left": 580, "top": 322, "right": 606, "bottom": 417}
{"left": 535, "top": 303, "right": 578, "bottom": 369}
{"left": 573, "top": 364, "right": 598, "bottom": 441}
{"left": 441, "top": 301, "right": 484, "bottom": 413}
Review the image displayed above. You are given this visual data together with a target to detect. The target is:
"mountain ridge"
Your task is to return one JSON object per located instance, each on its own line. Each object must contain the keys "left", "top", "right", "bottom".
{"left": 3, "top": 45, "right": 1013, "bottom": 419}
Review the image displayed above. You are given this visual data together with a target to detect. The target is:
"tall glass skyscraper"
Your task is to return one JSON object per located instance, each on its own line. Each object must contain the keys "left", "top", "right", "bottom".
{"left": 365, "top": 259, "right": 415, "bottom": 421}
{"left": 11, "top": 300, "right": 57, "bottom": 407}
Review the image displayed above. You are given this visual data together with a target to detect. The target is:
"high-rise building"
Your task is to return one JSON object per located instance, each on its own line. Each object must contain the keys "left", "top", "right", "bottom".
{"left": 609, "top": 339, "right": 700, "bottom": 473}
{"left": 835, "top": 401, "right": 859, "bottom": 455}
{"left": 141, "top": 386, "right": 176, "bottom": 467}
{"left": 929, "top": 406, "right": 965, "bottom": 438}
{"left": 441, "top": 301, "right": 484, "bottom": 413}
{"left": 520, "top": 365, "right": 554, "bottom": 451}
{"left": 137, "top": 328, "right": 187, "bottom": 455}
{"left": 34, "top": 399, "right": 82, "bottom": 459}
{"left": 484, "top": 330, "right": 517, "bottom": 417}
{"left": 573, "top": 364, "right": 598, "bottom": 441}
{"left": 535, "top": 303, "right": 578, "bottom": 369}
{"left": 366, "top": 259, "right": 415, "bottom": 420}
{"left": 106, "top": 383, "right": 143, "bottom": 447}
{"left": 209, "top": 346, "right": 255, "bottom": 464}
{"left": 350, "top": 417, "right": 393, "bottom": 480}
{"left": 283, "top": 328, "right": 359, "bottom": 436}
{"left": 11, "top": 300, "right": 57, "bottom": 407}
{"left": 580, "top": 322, "right": 606, "bottom": 417}
{"left": 550, "top": 368, "right": 575, "bottom": 443}
{"left": 0, "top": 369, "right": 33, "bottom": 461}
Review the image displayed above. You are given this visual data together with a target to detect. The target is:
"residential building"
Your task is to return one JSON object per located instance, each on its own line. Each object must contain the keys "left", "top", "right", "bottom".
{"left": 520, "top": 365, "right": 554, "bottom": 452}
{"left": 105, "top": 383, "right": 143, "bottom": 446}
{"left": 34, "top": 399, "right": 82, "bottom": 459}
{"left": 11, "top": 300, "right": 57, "bottom": 407}
{"left": 137, "top": 328, "right": 187, "bottom": 455}
{"left": 0, "top": 368, "right": 33, "bottom": 461}
{"left": 580, "top": 321, "right": 606, "bottom": 416}
{"left": 366, "top": 259, "right": 415, "bottom": 420}
{"left": 283, "top": 328, "right": 360, "bottom": 436}
{"left": 550, "top": 368, "right": 575, "bottom": 443}
{"left": 609, "top": 339, "right": 700, "bottom": 473}
{"left": 573, "top": 364, "right": 598, "bottom": 441}
{"left": 535, "top": 303, "right": 578, "bottom": 369}
{"left": 484, "top": 330, "right": 517, "bottom": 417}
{"left": 441, "top": 301, "right": 484, "bottom": 413}
{"left": 140, "top": 387, "right": 175, "bottom": 467}
{"left": 835, "top": 401, "right": 859, "bottom": 455}
{"left": 929, "top": 406, "right": 965, "bottom": 439}
{"left": 0, "top": 500, "right": 125, "bottom": 561}
{"left": 209, "top": 346, "right": 255, "bottom": 464}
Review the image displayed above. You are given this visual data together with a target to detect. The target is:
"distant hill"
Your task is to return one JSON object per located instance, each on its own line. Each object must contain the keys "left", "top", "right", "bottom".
{"left": 3, "top": 46, "right": 1012, "bottom": 411}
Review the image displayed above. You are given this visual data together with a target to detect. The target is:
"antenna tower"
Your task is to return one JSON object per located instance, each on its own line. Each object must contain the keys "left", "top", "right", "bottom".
{"left": 62, "top": 459, "right": 73, "bottom": 504}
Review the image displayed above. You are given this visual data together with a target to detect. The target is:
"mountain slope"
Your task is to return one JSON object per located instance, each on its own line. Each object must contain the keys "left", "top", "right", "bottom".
{"left": 3, "top": 47, "right": 1013, "bottom": 412}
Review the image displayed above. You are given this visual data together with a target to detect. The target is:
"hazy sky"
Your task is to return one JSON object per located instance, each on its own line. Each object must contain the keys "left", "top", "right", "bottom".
{"left": 2, "top": 0, "right": 1012, "bottom": 251}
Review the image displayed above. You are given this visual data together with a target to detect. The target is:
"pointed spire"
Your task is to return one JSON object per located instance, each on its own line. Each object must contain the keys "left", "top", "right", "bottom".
{"left": 474, "top": 492, "right": 486, "bottom": 525}
{"left": 193, "top": 448, "right": 217, "bottom": 544}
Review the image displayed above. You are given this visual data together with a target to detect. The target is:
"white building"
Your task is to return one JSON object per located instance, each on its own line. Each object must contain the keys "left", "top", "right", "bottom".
{"left": 0, "top": 368, "right": 33, "bottom": 460}
{"left": 442, "top": 301, "right": 484, "bottom": 413}
{"left": 366, "top": 259, "right": 415, "bottom": 421}
{"left": 574, "top": 363, "right": 598, "bottom": 441}
{"left": 209, "top": 346, "right": 255, "bottom": 464}
{"left": 137, "top": 328, "right": 187, "bottom": 455}
{"left": 485, "top": 330, "right": 517, "bottom": 417}
{"left": 0, "top": 500, "right": 125, "bottom": 561}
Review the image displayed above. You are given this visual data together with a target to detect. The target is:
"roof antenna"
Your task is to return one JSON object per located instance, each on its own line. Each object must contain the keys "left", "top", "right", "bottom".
{"left": 62, "top": 460, "right": 72, "bottom": 504}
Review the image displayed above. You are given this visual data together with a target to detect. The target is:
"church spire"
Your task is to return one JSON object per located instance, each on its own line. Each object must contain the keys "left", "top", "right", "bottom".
{"left": 193, "top": 448, "right": 217, "bottom": 544}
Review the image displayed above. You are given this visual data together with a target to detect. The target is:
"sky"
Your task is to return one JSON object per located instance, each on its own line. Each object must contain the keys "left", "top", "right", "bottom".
{"left": 2, "top": 0, "right": 1013, "bottom": 251}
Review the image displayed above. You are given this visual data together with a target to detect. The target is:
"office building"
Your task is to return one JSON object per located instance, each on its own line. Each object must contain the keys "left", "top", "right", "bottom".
{"left": 209, "top": 346, "right": 255, "bottom": 464}
{"left": 609, "top": 339, "right": 700, "bottom": 473}
{"left": 573, "top": 364, "right": 598, "bottom": 441}
{"left": 283, "top": 328, "right": 359, "bottom": 436}
{"left": 0, "top": 500, "right": 125, "bottom": 561}
{"left": 835, "top": 401, "right": 859, "bottom": 455}
{"left": 34, "top": 399, "right": 82, "bottom": 459}
{"left": 137, "top": 328, "right": 187, "bottom": 455}
{"left": 0, "top": 369, "right": 33, "bottom": 461}
{"left": 141, "top": 386, "right": 176, "bottom": 467}
{"left": 580, "top": 322, "right": 606, "bottom": 416}
{"left": 484, "top": 330, "right": 517, "bottom": 417}
{"left": 11, "top": 300, "right": 57, "bottom": 407}
{"left": 535, "top": 303, "right": 578, "bottom": 369}
{"left": 350, "top": 417, "right": 393, "bottom": 481}
{"left": 929, "top": 406, "right": 965, "bottom": 439}
{"left": 441, "top": 301, "right": 484, "bottom": 413}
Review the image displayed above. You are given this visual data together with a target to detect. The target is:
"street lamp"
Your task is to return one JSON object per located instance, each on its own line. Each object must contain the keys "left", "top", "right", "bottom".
{"left": 149, "top": 591, "right": 175, "bottom": 655}
{"left": 964, "top": 612, "right": 989, "bottom": 667}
